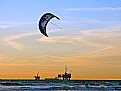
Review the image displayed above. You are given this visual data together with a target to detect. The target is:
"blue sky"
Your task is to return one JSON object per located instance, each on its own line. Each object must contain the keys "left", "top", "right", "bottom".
{"left": 0, "top": 0, "right": 121, "bottom": 22}
{"left": 0, "top": 0, "right": 121, "bottom": 35}
{"left": 0, "top": 0, "right": 121, "bottom": 79}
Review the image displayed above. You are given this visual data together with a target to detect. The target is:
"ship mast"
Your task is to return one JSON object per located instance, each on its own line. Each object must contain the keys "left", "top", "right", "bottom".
{"left": 65, "top": 66, "right": 68, "bottom": 73}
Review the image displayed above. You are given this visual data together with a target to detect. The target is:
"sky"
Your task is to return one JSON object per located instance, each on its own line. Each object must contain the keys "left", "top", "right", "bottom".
{"left": 0, "top": 0, "right": 121, "bottom": 80}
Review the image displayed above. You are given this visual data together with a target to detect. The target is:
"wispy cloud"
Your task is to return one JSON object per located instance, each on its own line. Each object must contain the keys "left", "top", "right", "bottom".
{"left": 0, "top": 25, "right": 10, "bottom": 29}
{"left": 3, "top": 32, "right": 38, "bottom": 50}
{"left": 37, "top": 37, "right": 56, "bottom": 43}
{"left": 2, "top": 26, "right": 62, "bottom": 50}
{"left": 36, "top": 36, "right": 85, "bottom": 44}
{"left": 36, "top": 26, "right": 121, "bottom": 46}
{"left": 36, "top": 36, "right": 67, "bottom": 43}
{"left": 0, "top": 21, "right": 36, "bottom": 29}
{"left": 0, "top": 54, "right": 14, "bottom": 63}
{"left": 88, "top": 46, "right": 114, "bottom": 54}
{"left": 65, "top": 7, "right": 121, "bottom": 12}
{"left": 0, "top": 21, "right": 36, "bottom": 25}
{"left": 36, "top": 26, "right": 121, "bottom": 56}
{"left": 35, "top": 55, "right": 65, "bottom": 60}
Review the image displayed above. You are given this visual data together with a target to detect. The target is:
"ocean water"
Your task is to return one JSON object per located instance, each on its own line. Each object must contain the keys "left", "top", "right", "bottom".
{"left": 0, "top": 80, "right": 121, "bottom": 90}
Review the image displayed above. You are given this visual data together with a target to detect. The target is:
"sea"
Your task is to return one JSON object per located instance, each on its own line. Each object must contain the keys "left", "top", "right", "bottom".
{"left": 0, "top": 79, "right": 121, "bottom": 91}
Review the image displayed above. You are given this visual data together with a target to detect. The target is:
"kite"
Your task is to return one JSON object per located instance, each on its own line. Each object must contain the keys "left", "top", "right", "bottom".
{"left": 38, "top": 13, "right": 60, "bottom": 37}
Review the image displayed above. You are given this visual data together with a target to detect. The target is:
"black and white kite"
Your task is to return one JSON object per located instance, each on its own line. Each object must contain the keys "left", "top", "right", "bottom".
{"left": 38, "top": 13, "right": 60, "bottom": 37}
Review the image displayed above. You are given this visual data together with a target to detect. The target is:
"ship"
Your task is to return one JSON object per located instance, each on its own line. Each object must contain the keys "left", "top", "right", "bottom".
{"left": 34, "top": 72, "right": 40, "bottom": 80}
{"left": 57, "top": 66, "right": 72, "bottom": 80}
{"left": 34, "top": 66, "right": 72, "bottom": 80}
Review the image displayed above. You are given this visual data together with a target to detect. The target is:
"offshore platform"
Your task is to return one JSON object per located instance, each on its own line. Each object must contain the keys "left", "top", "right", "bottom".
{"left": 57, "top": 66, "right": 72, "bottom": 80}
{"left": 34, "top": 66, "right": 72, "bottom": 80}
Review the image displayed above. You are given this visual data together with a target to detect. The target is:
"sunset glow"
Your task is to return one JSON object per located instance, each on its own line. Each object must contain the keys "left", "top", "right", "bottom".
{"left": 0, "top": 0, "right": 121, "bottom": 80}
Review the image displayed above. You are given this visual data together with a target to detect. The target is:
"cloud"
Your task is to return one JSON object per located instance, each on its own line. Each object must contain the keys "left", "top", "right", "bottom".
{"left": 3, "top": 32, "right": 38, "bottom": 50}
{"left": 65, "top": 7, "right": 121, "bottom": 12}
{"left": 37, "top": 26, "right": 121, "bottom": 56}
{"left": 0, "top": 21, "right": 36, "bottom": 29}
{"left": 2, "top": 24, "right": 121, "bottom": 57}
{"left": 36, "top": 26, "right": 121, "bottom": 46}
{"left": 0, "top": 21, "right": 36, "bottom": 25}
{"left": 37, "top": 37, "right": 56, "bottom": 43}
{"left": 0, "top": 25, "right": 10, "bottom": 29}
{"left": 36, "top": 36, "right": 82, "bottom": 44}
{"left": 2, "top": 27, "right": 62, "bottom": 50}
{"left": 88, "top": 46, "right": 114, "bottom": 54}
{"left": 36, "top": 36, "right": 68, "bottom": 43}
{"left": 0, "top": 24, "right": 21, "bottom": 29}
{"left": 0, "top": 54, "right": 14, "bottom": 63}
{"left": 35, "top": 55, "right": 65, "bottom": 60}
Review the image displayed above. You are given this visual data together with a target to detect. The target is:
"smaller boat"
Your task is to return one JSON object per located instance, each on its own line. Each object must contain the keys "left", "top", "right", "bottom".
{"left": 34, "top": 72, "right": 40, "bottom": 80}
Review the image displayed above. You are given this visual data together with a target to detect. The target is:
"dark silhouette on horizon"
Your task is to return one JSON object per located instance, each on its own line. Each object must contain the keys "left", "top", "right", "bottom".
{"left": 57, "top": 66, "right": 71, "bottom": 80}
{"left": 34, "top": 72, "right": 40, "bottom": 80}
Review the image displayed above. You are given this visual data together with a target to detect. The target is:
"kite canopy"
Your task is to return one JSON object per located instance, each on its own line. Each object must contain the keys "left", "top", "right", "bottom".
{"left": 38, "top": 13, "right": 60, "bottom": 37}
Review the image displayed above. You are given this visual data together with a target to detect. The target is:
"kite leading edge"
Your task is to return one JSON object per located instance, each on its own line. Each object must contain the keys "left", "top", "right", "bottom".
{"left": 38, "top": 13, "right": 60, "bottom": 37}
